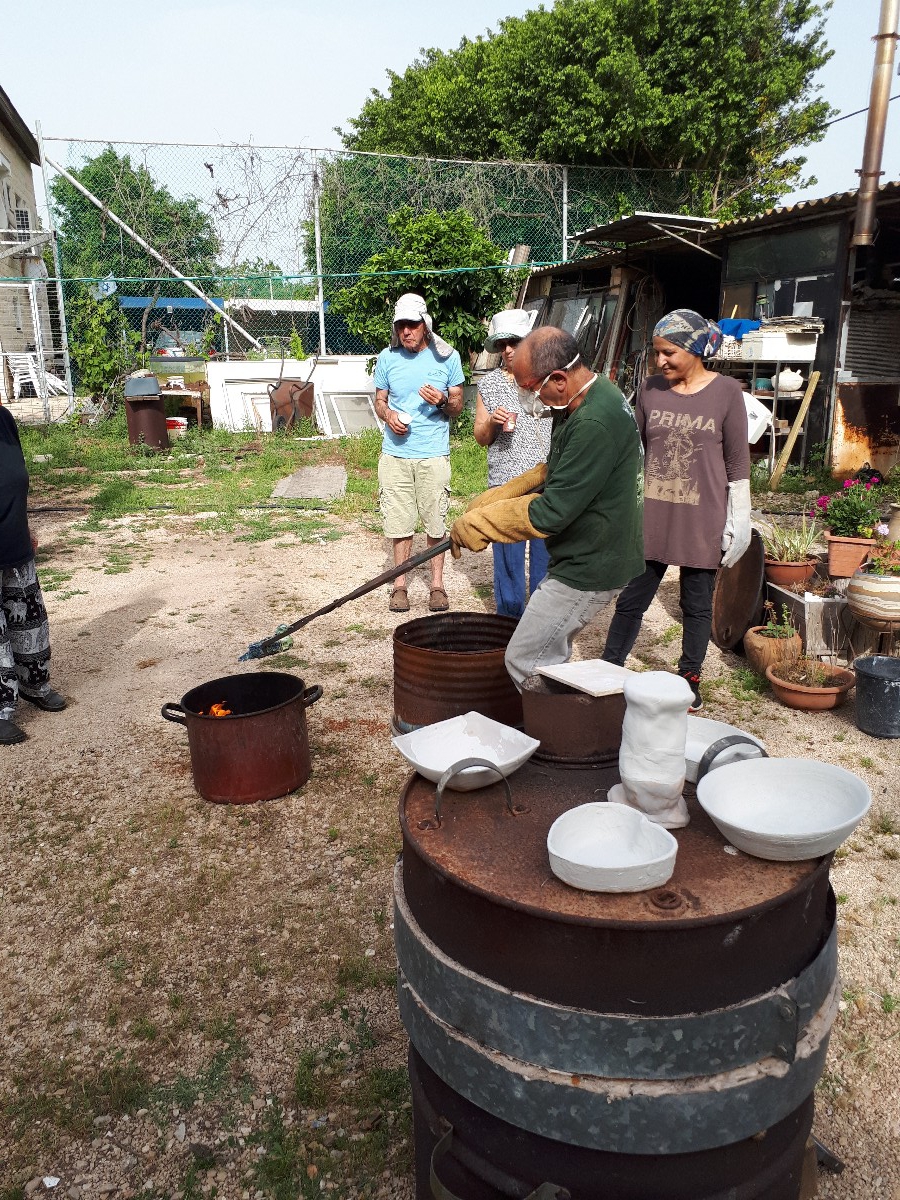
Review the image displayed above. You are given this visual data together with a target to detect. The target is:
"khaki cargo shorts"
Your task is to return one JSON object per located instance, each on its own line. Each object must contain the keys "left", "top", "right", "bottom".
{"left": 378, "top": 454, "right": 451, "bottom": 539}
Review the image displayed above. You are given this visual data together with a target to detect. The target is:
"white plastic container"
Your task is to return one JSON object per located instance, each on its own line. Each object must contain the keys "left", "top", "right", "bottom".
{"left": 741, "top": 331, "right": 818, "bottom": 362}
{"left": 744, "top": 394, "right": 772, "bottom": 443}
{"left": 165, "top": 416, "right": 188, "bottom": 438}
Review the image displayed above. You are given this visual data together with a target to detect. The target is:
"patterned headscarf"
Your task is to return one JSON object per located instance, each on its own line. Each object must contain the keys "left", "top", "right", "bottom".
{"left": 653, "top": 309, "right": 723, "bottom": 359}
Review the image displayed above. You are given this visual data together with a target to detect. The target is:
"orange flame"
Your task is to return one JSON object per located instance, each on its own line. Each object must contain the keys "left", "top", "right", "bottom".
{"left": 201, "top": 701, "right": 232, "bottom": 717}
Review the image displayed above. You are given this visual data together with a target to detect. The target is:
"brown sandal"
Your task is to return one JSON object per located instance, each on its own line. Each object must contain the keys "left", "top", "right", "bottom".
{"left": 389, "top": 587, "right": 410, "bottom": 612}
{"left": 429, "top": 587, "right": 450, "bottom": 612}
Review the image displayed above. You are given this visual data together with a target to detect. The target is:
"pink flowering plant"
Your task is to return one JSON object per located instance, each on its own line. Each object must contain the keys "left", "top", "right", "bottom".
{"left": 811, "top": 478, "right": 882, "bottom": 538}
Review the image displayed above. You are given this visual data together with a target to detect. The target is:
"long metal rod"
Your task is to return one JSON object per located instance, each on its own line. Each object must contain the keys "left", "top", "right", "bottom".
{"left": 43, "top": 155, "right": 264, "bottom": 350}
{"left": 36, "top": 121, "right": 76, "bottom": 402}
{"left": 254, "top": 538, "right": 451, "bottom": 652}
{"left": 647, "top": 222, "right": 722, "bottom": 260}
{"left": 313, "top": 159, "right": 327, "bottom": 356}
{"left": 851, "top": 0, "right": 900, "bottom": 246}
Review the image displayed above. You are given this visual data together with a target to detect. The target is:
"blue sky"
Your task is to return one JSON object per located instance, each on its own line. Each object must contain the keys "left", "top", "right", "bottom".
{"left": 4, "top": 0, "right": 896, "bottom": 207}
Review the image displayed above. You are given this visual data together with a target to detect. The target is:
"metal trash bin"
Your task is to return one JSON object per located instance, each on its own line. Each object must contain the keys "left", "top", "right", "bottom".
{"left": 855, "top": 655, "right": 900, "bottom": 738}
{"left": 124, "top": 376, "right": 168, "bottom": 449}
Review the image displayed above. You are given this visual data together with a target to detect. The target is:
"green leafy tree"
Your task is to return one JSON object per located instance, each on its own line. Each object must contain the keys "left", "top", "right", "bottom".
{"left": 330, "top": 207, "right": 518, "bottom": 367}
{"left": 341, "top": 0, "right": 833, "bottom": 214}
{"left": 67, "top": 294, "right": 139, "bottom": 396}
{"left": 50, "top": 147, "right": 220, "bottom": 292}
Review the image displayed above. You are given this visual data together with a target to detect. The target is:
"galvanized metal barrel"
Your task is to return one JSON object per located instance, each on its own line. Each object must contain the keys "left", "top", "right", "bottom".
{"left": 393, "top": 612, "right": 522, "bottom": 733}
{"left": 396, "top": 762, "right": 837, "bottom": 1199}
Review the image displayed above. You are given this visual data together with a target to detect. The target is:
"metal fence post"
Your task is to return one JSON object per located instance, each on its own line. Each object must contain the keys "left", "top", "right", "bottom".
{"left": 562, "top": 167, "right": 568, "bottom": 263}
{"left": 313, "top": 156, "right": 327, "bottom": 357}
{"left": 36, "top": 120, "right": 75, "bottom": 405}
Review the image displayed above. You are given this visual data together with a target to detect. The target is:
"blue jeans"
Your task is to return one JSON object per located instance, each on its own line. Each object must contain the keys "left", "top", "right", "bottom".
{"left": 492, "top": 540, "right": 550, "bottom": 619}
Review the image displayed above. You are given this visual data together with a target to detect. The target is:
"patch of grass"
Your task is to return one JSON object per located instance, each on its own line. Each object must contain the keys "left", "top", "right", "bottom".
{"left": 882, "top": 993, "right": 898, "bottom": 1014}
{"left": 725, "top": 666, "right": 767, "bottom": 701}
{"left": 836, "top": 893, "right": 850, "bottom": 904}
{"left": 874, "top": 812, "right": 899, "bottom": 836}
{"left": 336, "top": 953, "right": 395, "bottom": 992}
{"left": 103, "top": 548, "right": 135, "bottom": 574}
{"left": 472, "top": 583, "right": 494, "bottom": 602}
{"left": 0, "top": 1050, "right": 150, "bottom": 1154}
{"left": 658, "top": 623, "right": 682, "bottom": 646}
{"left": 151, "top": 1018, "right": 246, "bottom": 1112}
{"left": 251, "top": 1007, "right": 412, "bottom": 1200}
{"left": 859, "top": 756, "right": 876, "bottom": 769}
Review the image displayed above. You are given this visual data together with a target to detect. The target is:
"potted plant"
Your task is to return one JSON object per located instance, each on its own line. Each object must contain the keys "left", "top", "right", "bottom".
{"left": 765, "top": 657, "right": 856, "bottom": 711}
{"left": 760, "top": 515, "right": 820, "bottom": 587}
{"left": 846, "top": 532, "right": 900, "bottom": 632}
{"left": 743, "top": 602, "right": 803, "bottom": 676}
{"left": 810, "top": 478, "right": 882, "bottom": 577}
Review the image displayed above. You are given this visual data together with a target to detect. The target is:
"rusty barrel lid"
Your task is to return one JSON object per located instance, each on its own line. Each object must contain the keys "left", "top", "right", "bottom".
{"left": 400, "top": 760, "right": 831, "bottom": 1016}
{"left": 711, "top": 528, "right": 765, "bottom": 649}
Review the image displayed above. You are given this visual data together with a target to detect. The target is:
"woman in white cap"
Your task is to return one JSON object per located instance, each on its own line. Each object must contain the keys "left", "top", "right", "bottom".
{"left": 473, "top": 309, "right": 551, "bottom": 618}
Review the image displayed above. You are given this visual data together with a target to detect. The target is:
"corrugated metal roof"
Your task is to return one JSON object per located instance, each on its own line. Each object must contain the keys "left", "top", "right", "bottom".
{"left": 572, "top": 211, "right": 718, "bottom": 245}
{"left": 531, "top": 180, "right": 900, "bottom": 280}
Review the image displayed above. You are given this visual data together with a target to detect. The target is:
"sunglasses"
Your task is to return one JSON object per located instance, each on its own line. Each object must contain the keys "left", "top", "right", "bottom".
{"left": 492, "top": 337, "right": 522, "bottom": 351}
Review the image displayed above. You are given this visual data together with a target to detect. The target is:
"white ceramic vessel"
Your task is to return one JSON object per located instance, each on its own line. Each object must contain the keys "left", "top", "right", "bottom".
{"left": 547, "top": 802, "right": 678, "bottom": 893}
{"left": 696, "top": 758, "right": 871, "bottom": 860}
{"left": 392, "top": 711, "right": 540, "bottom": 792}
{"left": 612, "top": 671, "right": 693, "bottom": 828}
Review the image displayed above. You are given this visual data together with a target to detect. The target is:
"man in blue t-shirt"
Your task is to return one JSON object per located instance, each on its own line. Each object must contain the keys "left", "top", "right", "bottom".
{"left": 372, "top": 294, "right": 465, "bottom": 613}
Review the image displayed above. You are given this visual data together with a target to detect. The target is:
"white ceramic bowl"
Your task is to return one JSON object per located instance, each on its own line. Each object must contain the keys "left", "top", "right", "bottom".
{"left": 392, "top": 711, "right": 540, "bottom": 792}
{"left": 547, "top": 802, "right": 678, "bottom": 893}
{"left": 684, "top": 716, "right": 767, "bottom": 783}
{"left": 696, "top": 758, "right": 871, "bottom": 860}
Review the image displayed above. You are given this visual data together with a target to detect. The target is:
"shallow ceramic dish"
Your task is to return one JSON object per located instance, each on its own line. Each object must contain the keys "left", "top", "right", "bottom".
{"left": 696, "top": 758, "right": 871, "bottom": 861}
{"left": 547, "top": 802, "right": 678, "bottom": 892}
{"left": 392, "top": 711, "right": 540, "bottom": 792}
{"left": 537, "top": 659, "right": 631, "bottom": 697}
{"left": 684, "top": 716, "right": 767, "bottom": 783}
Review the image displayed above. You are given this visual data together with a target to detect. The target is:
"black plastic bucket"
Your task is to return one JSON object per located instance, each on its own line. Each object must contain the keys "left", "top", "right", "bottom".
{"left": 855, "top": 655, "right": 900, "bottom": 738}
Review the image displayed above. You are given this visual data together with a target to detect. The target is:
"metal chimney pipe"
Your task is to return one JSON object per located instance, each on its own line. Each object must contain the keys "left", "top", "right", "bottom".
{"left": 851, "top": 0, "right": 900, "bottom": 246}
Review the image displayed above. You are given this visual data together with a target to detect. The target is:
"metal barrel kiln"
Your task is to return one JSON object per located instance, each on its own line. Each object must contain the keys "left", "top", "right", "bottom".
{"left": 392, "top": 613, "right": 522, "bottom": 733}
{"left": 396, "top": 763, "right": 837, "bottom": 1199}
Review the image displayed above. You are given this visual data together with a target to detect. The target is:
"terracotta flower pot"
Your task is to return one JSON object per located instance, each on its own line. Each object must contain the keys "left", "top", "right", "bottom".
{"left": 846, "top": 568, "right": 900, "bottom": 632}
{"left": 825, "top": 533, "right": 875, "bottom": 578}
{"left": 763, "top": 558, "right": 818, "bottom": 588}
{"left": 743, "top": 626, "right": 803, "bottom": 677}
{"left": 764, "top": 663, "right": 856, "bottom": 711}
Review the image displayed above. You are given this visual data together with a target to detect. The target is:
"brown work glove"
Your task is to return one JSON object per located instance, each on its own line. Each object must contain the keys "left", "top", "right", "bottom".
{"left": 450, "top": 495, "right": 547, "bottom": 558}
{"left": 465, "top": 463, "right": 547, "bottom": 513}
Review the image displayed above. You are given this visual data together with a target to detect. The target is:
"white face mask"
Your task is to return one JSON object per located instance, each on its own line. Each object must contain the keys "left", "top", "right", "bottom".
{"left": 516, "top": 354, "right": 581, "bottom": 411}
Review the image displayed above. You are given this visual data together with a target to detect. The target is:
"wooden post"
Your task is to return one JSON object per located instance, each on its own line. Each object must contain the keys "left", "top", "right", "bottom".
{"left": 769, "top": 370, "right": 820, "bottom": 491}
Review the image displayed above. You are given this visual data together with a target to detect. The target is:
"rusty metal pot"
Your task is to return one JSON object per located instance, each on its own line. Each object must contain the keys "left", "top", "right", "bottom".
{"left": 393, "top": 612, "right": 522, "bottom": 732}
{"left": 161, "top": 671, "right": 322, "bottom": 804}
{"left": 521, "top": 673, "right": 624, "bottom": 765}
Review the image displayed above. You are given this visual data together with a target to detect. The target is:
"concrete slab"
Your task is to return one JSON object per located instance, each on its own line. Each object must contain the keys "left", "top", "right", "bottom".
{"left": 272, "top": 466, "right": 347, "bottom": 500}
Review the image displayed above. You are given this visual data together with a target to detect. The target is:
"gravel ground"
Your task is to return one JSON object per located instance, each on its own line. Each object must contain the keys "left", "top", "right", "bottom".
{"left": 1, "top": 509, "right": 898, "bottom": 1200}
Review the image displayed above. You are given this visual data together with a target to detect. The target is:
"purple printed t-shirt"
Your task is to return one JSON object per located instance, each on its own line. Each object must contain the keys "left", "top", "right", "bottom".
{"left": 637, "top": 373, "right": 750, "bottom": 570}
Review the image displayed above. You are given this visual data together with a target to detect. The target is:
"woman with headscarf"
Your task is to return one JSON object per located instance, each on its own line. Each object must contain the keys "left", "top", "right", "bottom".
{"left": 0, "top": 405, "right": 66, "bottom": 744}
{"left": 602, "top": 309, "right": 751, "bottom": 711}
{"left": 473, "top": 309, "right": 551, "bottom": 618}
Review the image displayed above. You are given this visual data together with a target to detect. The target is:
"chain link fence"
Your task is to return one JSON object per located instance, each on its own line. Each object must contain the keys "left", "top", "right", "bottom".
{"left": 22, "top": 138, "right": 716, "bottom": 409}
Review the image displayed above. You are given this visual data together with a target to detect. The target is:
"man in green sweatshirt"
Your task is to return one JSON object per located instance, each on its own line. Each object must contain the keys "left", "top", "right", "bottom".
{"left": 450, "top": 326, "right": 644, "bottom": 688}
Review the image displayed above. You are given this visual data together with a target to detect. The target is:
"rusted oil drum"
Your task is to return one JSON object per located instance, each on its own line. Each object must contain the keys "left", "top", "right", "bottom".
{"left": 393, "top": 612, "right": 522, "bottom": 732}
{"left": 521, "top": 673, "right": 624, "bottom": 765}
{"left": 396, "top": 763, "right": 837, "bottom": 1198}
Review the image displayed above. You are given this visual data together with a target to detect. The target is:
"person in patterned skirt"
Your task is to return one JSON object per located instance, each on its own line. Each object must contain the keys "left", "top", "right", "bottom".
{"left": 0, "top": 405, "right": 66, "bottom": 745}
{"left": 473, "top": 310, "right": 551, "bottom": 618}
